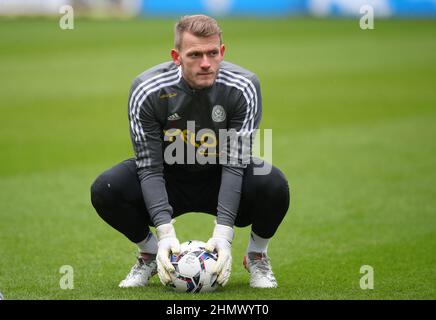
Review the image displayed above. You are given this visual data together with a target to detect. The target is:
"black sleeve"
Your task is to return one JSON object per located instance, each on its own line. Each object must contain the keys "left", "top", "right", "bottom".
{"left": 216, "top": 75, "right": 262, "bottom": 227}
{"left": 128, "top": 80, "right": 172, "bottom": 227}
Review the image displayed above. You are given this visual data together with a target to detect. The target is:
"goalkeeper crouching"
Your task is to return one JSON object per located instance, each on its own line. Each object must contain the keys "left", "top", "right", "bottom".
{"left": 90, "top": 14, "right": 290, "bottom": 289}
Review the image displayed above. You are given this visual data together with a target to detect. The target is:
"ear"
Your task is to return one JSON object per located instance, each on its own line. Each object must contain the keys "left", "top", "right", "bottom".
{"left": 171, "top": 49, "right": 181, "bottom": 66}
{"left": 220, "top": 44, "right": 225, "bottom": 58}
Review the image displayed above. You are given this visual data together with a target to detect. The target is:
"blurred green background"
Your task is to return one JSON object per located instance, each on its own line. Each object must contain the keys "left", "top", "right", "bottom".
{"left": 0, "top": 17, "right": 435, "bottom": 299}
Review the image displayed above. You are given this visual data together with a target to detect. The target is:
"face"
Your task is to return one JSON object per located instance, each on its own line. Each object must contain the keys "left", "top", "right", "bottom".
{"left": 171, "top": 32, "right": 225, "bottom": 90}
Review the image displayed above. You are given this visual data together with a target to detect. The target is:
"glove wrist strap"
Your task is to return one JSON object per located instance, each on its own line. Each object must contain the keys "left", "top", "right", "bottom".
{"left": 156, "top": 223, "right": 176, "bottom": 240}
{"left": 213, "top": 224, "right": 234, "bottom": 242}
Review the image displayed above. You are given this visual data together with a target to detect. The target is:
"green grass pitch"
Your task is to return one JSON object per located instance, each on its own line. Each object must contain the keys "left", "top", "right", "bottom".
{"left": 0, "top": 17, "right": 435, "bottom": 300}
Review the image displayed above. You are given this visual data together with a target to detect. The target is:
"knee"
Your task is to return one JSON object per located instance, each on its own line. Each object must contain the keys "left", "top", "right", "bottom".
{"left": 90, "top": 173, "right": 113, "bottom": 210}
{"left": 263, "top": 166, "right": 289, "bottom": 193}
{"left": 259, "top": 167, "right": 291, "bottom": 210}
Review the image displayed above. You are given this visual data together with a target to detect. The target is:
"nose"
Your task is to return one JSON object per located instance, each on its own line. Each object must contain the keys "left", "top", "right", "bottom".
{"left": 200, "top": 55, "right": 211, "bottom": 69}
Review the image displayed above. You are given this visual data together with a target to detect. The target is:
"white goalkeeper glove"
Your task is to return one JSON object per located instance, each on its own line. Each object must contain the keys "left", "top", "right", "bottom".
{"left": 205, "top": 223, "right": 234, "bottom": 286}
{"left": 156, "top": 221, "right": 180, "bottom": 286}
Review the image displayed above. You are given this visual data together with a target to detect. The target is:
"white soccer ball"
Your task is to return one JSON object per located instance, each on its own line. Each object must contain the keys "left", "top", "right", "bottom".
{"left": 169, "top": 240, "right": 218, "bottom": 293}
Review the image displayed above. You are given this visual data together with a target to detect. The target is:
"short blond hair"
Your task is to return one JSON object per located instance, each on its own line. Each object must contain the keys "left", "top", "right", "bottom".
{"left": 174, "top": 15, "right": 222, "bottom": 50}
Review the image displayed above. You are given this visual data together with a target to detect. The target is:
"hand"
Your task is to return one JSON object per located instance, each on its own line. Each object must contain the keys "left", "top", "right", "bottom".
{"left": 205, "top": 223, "right": 234, "bottom": 286}
{"left": 156, "top": 222, "right": 180, "bottom": 285}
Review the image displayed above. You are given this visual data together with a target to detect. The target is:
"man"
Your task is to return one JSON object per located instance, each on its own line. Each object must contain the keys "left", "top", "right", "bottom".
{"left": 90, "top": 15, "right": 290, "bottom": 289}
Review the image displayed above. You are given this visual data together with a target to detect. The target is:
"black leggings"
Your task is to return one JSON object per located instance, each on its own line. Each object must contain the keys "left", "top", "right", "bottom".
{"left": 90, "top": 159, "right": 290, "bottom": 243}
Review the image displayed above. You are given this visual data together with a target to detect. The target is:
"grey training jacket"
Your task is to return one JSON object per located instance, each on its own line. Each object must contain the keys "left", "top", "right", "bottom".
{"left": 128, "top": 60, "right": 262, "bottom": 227}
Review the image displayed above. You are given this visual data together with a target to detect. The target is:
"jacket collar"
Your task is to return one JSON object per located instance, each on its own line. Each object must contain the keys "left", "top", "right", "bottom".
{"left": 178, "top": 71, "right": 216, "bottom": 96}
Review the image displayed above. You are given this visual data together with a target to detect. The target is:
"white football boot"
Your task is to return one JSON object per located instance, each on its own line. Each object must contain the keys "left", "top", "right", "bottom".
{"left": 243, "top": 252, "right": 278, "bottom": 288}
{"left": 119, "top": 253, "right": 157, "bottom": 288}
